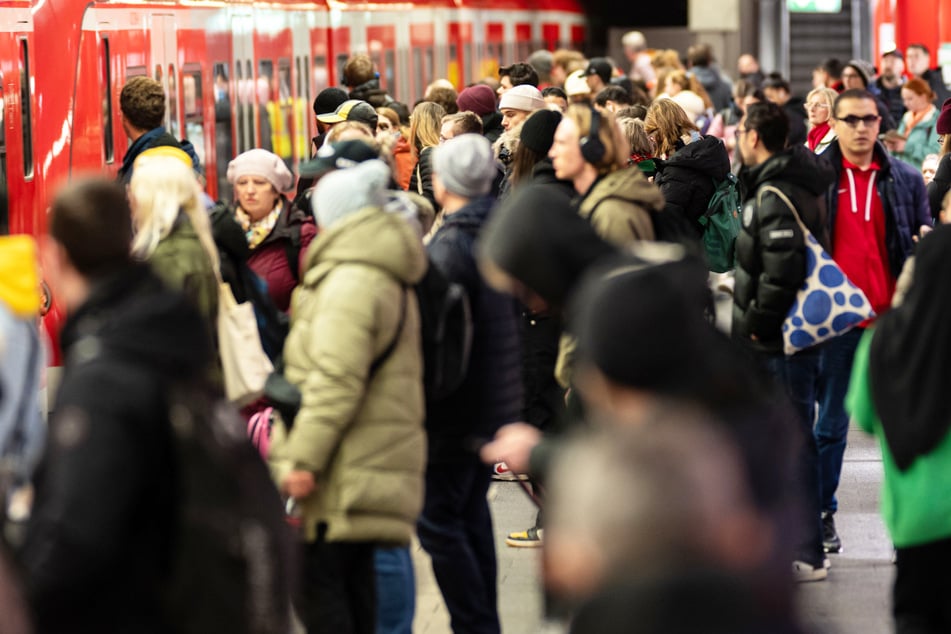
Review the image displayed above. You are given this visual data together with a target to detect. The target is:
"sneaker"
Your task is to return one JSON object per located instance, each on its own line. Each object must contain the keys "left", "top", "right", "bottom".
{"left": 506, "top": 527, "right": 543, "bottom": 548}
{"left": 492, "top": 462, "right": 528, "bottom": 481}
{"left": 792, "top": 560, "right": 828, "bottom": 582}
{"left": 822, "top": 511, "right": 842, "bottom": 554}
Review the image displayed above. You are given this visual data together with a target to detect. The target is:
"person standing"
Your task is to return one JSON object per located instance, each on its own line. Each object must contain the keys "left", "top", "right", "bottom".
{"left": 816, "top": 89, "right": 931, "bottom": 555}
{"left": 847, "top": 225, "right": 951, "bottom": 634}
{"left": 875, "top": 49, "right": 907, "bottom": 125}
{"left": 885, "top": 78, "right": 939, "bottom": 170}
{"left": 732, "top": 102, "right": 836, "bottom": 582}
{"left": 417, "top": 134, "right": 522, "bottom": 634}
{"left": 905, "top": 44, "right": 951, "bottom": 106}
{"left": 804, "top": 87, "right": 839, "bottom": 155}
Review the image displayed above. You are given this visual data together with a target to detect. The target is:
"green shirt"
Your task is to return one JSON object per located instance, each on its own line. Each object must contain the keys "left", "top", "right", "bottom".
{"left": 847, "top": 329, "right": 951, "bottom": 548}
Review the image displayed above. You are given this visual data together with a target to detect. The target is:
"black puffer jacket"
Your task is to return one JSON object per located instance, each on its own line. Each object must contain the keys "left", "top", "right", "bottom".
{"left": 348, "top": 78, "right": 393, "bottom": 108}
{"left": 732, "top": 145, "right": 834, "bottom": 352}
{"left": 482, "top": 111, "right": 504, "bottom": 145}
{"left": 21, "top": 265, "right": 213, "bottom": 633}
{"left": 426, "top": 196, "right": 522, "bottom": 462}
{"left": 409, "top": 146, "right": 436, "bottom": 211}
{"left": 654, "top": 135, "right": 731, "bottom": 236}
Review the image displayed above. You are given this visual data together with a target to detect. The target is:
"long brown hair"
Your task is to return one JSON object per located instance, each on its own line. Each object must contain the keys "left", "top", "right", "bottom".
{"left": 644, "top": 98, "right": 699, "bottom": 158}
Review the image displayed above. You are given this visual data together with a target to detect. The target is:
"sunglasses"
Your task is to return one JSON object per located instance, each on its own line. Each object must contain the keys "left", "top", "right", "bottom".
{"left": 835, "top": 114, "right": 880, "bottom": 128}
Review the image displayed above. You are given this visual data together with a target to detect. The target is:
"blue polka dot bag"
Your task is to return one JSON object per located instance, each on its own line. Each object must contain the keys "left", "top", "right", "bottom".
{"left": 758, "top": 186, "right": 875, "bottom": 356}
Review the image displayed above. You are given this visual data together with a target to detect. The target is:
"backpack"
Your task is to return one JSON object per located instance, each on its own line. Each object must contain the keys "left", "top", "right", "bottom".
{"left": 416, "top": 258, "right": 473, "bottom": 402}
{"left": 162, "top": 384, "right": 294, "bottom": 634}
{"left": 698, "top": 172, "right": 742, "bottom": 273}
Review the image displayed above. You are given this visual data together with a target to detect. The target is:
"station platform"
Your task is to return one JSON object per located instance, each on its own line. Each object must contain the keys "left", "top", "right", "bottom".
{"left": 412, "top": 423, "right": 892, "bottom": 633}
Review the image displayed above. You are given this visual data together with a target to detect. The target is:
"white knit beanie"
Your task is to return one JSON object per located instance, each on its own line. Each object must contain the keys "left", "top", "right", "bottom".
{"left": 312, "top": 159, "right": 391, "bottom": 229}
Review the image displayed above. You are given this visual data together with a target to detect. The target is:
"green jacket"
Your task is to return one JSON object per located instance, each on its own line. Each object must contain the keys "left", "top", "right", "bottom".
{"left": 895, "top": 107, "right": 939, "bottom": 171}
{"left": 577, "top": 167, "right": 663, "bottom": 248}
{"left": 269, "top": 207, "right": 428, "bottom": 544}
{"left": 847, "top": 329, "right": 951, "bottom": 547}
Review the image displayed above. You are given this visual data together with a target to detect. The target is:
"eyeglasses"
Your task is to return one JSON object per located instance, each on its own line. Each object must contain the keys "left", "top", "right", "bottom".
{"left": 835, "top": 114, "right": 881, "bottom": 128}
{"left": 804, "top": 102, "right": 830, "bottom": 111}
{"left": 734, "top": 127, "right": 748, "bottom": 139}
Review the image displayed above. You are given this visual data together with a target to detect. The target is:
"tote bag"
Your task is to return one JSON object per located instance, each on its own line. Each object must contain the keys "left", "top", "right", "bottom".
{"left": 218, "top": 282, "right": 274, "bottom": 406}
{"left": 755, "top": 185, "right": 875, "bottom": 356}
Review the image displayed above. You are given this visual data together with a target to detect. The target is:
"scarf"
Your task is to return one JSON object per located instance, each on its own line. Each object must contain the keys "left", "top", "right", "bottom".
{"left": 869, "top": 225, "right": 951, "bottom": 471}
{"left": 235, "top": 200, "right": 283, "bottom": 250}
{"left": 807, "top": 121, "right": 831, "bottom": 151}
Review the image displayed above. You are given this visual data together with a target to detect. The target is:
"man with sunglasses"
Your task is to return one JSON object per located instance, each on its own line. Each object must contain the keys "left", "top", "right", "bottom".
{"left": 816, "top": 89, "right": 931, "bottom": 557}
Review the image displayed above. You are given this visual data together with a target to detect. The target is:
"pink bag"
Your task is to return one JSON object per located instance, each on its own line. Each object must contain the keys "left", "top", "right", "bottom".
{"left": 247, "top": 407, "right": 273, "bottom": 460}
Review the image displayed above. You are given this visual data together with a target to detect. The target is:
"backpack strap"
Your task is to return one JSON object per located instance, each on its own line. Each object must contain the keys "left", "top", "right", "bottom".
{"left": 369, "top": 286, "right": 407, "bottom": 378}
{"left": 283, "top": 221, "right": 302, "bottom": 283}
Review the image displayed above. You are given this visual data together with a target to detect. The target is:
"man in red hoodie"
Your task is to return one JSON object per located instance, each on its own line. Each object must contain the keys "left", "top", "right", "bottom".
{"left": 817, "top": 89, "right": 931, "bottom": 555}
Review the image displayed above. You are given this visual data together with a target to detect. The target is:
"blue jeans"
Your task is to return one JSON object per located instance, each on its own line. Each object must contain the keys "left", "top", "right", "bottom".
{"left": 762, "top": 348, "right": 824, "bottom": 566}
{"left": 815, "top": 327, "right": 863, "bottom": 514}
{"left": 375, "top": 547, "right": 414, "bottom": 634}
{"left": 417, "top": 457, "right": 500, "bottom": 634}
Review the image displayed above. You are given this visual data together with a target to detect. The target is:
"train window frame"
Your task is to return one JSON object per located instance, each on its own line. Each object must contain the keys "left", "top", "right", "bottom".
{"left": 313, "top": 54, "right": 328, "bottom": 93}
{"left": 212, "top": 61, "right": 233, "bottom": 202}
{"left": 246, "top": 60, "right": 254, "bottom": 150}
{"left": 18, "top": 38, "right": 33, "bottom": 180}
{"left": 126, "top": 65, "right": 147, "bottom": 78}
{"left": 277, "top": 58, "right": 293, "bottom": 165}
{"left": 182, "top": 63, "right": 205, "bottom": 168}
{"left": 167, "top": 63, "right": 179, "bottom": 138}
{"left": 101, "top": 36, "right": 114, "bottom": 164}
{"left": 258, "top": 59, "right": 275, "bottom": 154}
{"left": 0, "top": 72, "right": 6, "bottom": 234}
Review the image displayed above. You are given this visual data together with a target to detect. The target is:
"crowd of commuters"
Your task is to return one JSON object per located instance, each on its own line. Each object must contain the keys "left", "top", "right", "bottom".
{"left": 0, "top": 28, "right": 949, "bottom": 634}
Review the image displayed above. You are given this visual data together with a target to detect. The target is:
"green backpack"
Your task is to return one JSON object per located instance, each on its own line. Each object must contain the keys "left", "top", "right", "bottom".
{"left": 698, "top": 172, "right": 742, "bottom": 273}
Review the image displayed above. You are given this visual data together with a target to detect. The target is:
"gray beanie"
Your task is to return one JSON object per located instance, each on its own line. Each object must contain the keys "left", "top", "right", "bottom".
{"left": 312, "top": 159, "right": 390, "bottom": 229}
{"left": 432, "top": 134, "right": 497, "bottom": 198}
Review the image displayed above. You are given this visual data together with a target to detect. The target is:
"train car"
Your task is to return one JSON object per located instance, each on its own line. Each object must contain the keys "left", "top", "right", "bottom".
{"left": 3, "top": 0, "right": 584, "bottom": 379}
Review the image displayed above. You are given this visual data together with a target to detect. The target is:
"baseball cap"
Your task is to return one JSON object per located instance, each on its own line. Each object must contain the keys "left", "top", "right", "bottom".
{"left": 882, "top": 48, "right": 903, "bottom": 60}
{"left": 316, "top": 99, "right": 379, "bottom": 127}
{"left": 298, "top": 140, "right": 379, "bottom": 178}
{"left": 585, "top": 58, "right": 613, "bottom": 84}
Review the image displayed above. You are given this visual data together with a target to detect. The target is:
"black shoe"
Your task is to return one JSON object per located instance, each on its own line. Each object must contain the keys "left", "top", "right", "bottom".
{"left": 822, "top": 511, "right": 842, "bottom": 553}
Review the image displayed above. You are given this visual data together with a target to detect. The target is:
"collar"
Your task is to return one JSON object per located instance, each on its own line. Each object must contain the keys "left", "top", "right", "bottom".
{"left": 841, "top": 155, "right": 881, "bottom": 172}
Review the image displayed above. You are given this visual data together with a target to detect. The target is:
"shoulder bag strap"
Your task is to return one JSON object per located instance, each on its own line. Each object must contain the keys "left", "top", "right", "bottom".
{"left": 369, "top": 286, "right": 407, "bottom": 378}
{"left": 757, "top": 184, "right": 807, "bottom": 234}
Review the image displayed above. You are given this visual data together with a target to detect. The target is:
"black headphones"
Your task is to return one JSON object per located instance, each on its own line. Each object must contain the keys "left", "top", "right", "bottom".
{"left": 580, "top": 108, "right": 606, "bottom": 165}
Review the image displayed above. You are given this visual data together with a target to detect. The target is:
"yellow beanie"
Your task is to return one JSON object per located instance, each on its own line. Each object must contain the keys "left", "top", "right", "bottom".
{"left": 0, "top": 235, "right": 41, "bottom": 318}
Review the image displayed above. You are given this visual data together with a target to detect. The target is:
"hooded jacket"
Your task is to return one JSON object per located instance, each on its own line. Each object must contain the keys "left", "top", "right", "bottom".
{"left": 268, "top": 207, "right": 427, "bottom": 544}
{"left": 654, "top": 135, "right": 731, "bottom": 236}
{"left": 348, "top": 77, "right": 393, "bottom": 108}
{"left": 577, "top": 167, "right": 664, "bottom": 246}
{"left": 822, "top": 141, "right": 931, "bottom": 280}
{"left": 426, "top": 196, "right": 522, "bottom": 461}
{"left": 244, "top": 198, "right": 317, "bottom": 312}
{"left": 732, "top": 145, "right": 835, "bottom": 352}
{"left": 22, "top": 264, "right": 213, "bottom": 633}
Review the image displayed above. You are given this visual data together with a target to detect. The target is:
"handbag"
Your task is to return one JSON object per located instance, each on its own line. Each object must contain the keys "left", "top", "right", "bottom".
{"left": 756, "top": 185, "right": 875, "bottom": 355}
{"left": 217, "top": 281, "right": 274, "bottom": 406}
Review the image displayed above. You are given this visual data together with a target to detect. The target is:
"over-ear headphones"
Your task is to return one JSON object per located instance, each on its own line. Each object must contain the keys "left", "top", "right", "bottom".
{"left": 580, "top": 108, "right": 606, "bottom": 165}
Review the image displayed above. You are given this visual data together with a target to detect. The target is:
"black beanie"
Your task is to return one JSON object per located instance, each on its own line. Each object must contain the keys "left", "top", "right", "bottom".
{"left": 520, "top": 109, "right": 562, "bottom": 155}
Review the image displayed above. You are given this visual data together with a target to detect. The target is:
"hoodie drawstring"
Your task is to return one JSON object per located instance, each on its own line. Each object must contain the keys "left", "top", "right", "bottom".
{"left": 845, "top": 168, "right": 876, "bottom": 222}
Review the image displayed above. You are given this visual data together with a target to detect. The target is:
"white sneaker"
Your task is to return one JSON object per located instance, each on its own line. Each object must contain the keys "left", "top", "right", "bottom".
{"left": 792, "top": 560, "right": 828, "bottom": 582}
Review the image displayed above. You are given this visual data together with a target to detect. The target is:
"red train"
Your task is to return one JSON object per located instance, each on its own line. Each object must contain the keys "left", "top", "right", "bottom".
{"left": 0, "top": 0, "right": 584, "bottom": 369}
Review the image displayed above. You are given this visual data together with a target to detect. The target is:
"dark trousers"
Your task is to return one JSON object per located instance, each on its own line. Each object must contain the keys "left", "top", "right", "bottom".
{"left": 296, "top": 525, "right": 377, "bottom": 634}
{"left": 815, "top": 327, "right": 863, "bottom": 514}
{"left": 417, "top": 457, "right": 500, "bottom": 634}
{"left": 894, "top": 536, "right": 951, "bottom": 633}
{"left": 761, "top": 349, "right": 824, "bottom": 566}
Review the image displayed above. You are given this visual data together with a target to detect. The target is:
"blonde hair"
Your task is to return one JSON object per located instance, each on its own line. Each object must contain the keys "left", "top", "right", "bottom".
{"left": 409, "top": 101, "right": 445, "bottom": 155}
{"left": 805, "top": 87, "right": 838, "bottom": 127}
{"left": 644, "top": 98, "right": 699, "bottom": 158}
{"left": 326, "top": 120, "right": 375, "bottom": 143}
{"left": 129, "top": 155, "right": 218, "bottom": 276}
{"left": 565, "top": 104, "right": 627, "bottom": 175}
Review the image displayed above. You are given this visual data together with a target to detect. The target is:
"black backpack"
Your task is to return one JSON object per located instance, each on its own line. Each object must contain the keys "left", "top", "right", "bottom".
{"left": 416, "top": 258, "right": 473, "bottom": 401}
{"left": 162, "top": 384, "right": 295, "bottom": 634}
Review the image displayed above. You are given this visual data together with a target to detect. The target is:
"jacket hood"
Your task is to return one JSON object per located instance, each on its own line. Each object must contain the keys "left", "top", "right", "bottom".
{"left": 210, "top": 203, "right": 251, "bottom": 262}
{"left": 663, "top": 135, "right": 731, "bottom": 179}
{"left": 741, "top": 144, "right": 837, "bottom": 198}
{"left": 60, "top": 264, "right": 212, "bottom": 379}
{"left": 584, "top": 167, "right": 665, "bottom": 212}
{"left": 348, "top": 78, "right": 387, "bottom": 102}
{"left": 303, "top": 206, "right": 427, "bottom": 287}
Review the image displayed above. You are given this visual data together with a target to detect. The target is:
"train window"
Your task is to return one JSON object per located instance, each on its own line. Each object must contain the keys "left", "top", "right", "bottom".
{"left": 18, "top": 39, "right": 33, "bottom": 179}
{"left": 167, "top": 64, "right": 179, "bottom": 138}
{"left": 464, "top": 43, "right": 473, "bottom": 83}
{"left": 313, "top": 55, "right": 328, "bottom": 93}
{"left": 258, "top": 60, "right": 274, "bottom": 154}
{"left": 154, "top": 64, "right": 163, "bottom": 82}
{"left": 0, "top": 72, "right": 6, "bottom": 234}
{"left": 295, "top": 57, "right": 310, "bottom": 160}
{"left": 384, "top": 51, "right": 395, "bottom": 96}
{"left": 101, "top": 37, "right": 114, "bottom": 164}
{"left": 336, "top": 54, "right": 348, "bottom": 86}
{"left": 213, "top": 62, "right": 233, "bottom": 202}
{"left": 235, "top": 61, "right": 246, "bottom": 154}
{"left": 245, "top": 60, "right": 254, "bottom": 150}
{"left": 424, "top": 47, "right": 433, "bottom": 91}
{"left": 276, "top": 58, "right": 293, "bottom": 166}
{"left": 517, "top": 41, "right": 532, "bottom": 61}
{"left": 126, "top": 65, "right": 146, "bottom": 78}
{"left": 182, "top": 64, "right": 205, "bottom": 168}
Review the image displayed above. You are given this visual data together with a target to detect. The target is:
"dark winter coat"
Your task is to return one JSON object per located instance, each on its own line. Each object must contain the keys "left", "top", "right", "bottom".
{"left": 783, "top": 96, "right": 808, "bottom": 147}
{"left": 409, "top": 146, "right": 437, "bottom": 211}
{"left": 732, "top": 145, "right": 835, "bottom": 352}
{"left": 21, "top": 265, "right": 213, "bottom": 633}
{"left": 692, "top": 65, "right": 733, "bottom": 112}
{"left": 482, "top": 111, "right": 504, "bottom": 146}
{"left": 244, "top": 198, "right": 317, "bottom": 312}
{"left": 348, "top": 78, "right": 394, "bottom": 108}
{"left": 117, "top": 127, "right": 184, "bottom": 184}
{"left": 426, "top": 196, "right": 522, "bottom": 462}
{"left": 822, "top": 141, "right": 932, "bottom": 279}
{"left": 927, "top": 152, "right": 951, "bottom": 222}
{"left": 875, "top": 80, "right": 906, "bottom": 126}
{"left": 654, "top": 135, "right": 731, "bottom": 236}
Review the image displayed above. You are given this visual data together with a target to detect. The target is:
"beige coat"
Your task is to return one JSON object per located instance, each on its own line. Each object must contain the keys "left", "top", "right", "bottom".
{"left": 577, "top": 167, "right": 663, "bottom": 248}
{"left": 269, "top": 207, "right": 428, "bottom": 544}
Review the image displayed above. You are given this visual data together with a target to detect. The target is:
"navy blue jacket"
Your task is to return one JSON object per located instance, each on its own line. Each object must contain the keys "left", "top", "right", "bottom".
{"left": 822, "top": 141, "right": 931, "bottom": 279}
{"left": 425, "top": 195, "right": 523, "bottom": 462}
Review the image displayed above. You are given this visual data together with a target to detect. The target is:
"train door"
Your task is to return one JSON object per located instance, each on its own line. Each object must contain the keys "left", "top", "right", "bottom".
{"left": 149, "top": 14, "right": 179, "bottom": 138}
{"left": 232, "top": 12, "right": 255, "bottom": 153}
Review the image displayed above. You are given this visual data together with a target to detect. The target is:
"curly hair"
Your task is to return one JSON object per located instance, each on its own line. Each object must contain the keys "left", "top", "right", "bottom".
{"left": 644, "top": 98, "right": 699, "bottom": 159}
{"left": 427, "top": 86, "right": 459, "bottom": 115}
{"left": 120, "top": 76, "right": 166, "bottom": 131}
{"left": 343, "top": 54, "right": 375, "bottom": 87}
